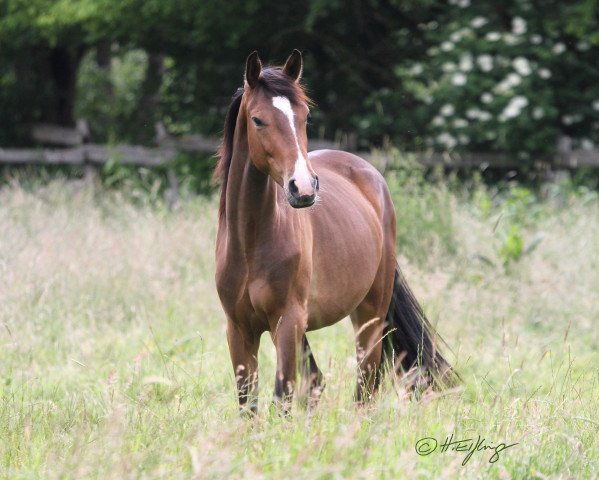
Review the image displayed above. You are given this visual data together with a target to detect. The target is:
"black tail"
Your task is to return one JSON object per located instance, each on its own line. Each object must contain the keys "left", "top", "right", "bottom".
{"left": 381, "top": 266, "right": 457, "bottom": 388}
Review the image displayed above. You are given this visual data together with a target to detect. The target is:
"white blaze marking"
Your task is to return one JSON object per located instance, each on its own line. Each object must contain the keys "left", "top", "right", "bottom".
{"left": 272, "top": 96, "right": 297, "bottom": 139}
{"left": 272, "top": 96, "right": 311, "bottom": 189}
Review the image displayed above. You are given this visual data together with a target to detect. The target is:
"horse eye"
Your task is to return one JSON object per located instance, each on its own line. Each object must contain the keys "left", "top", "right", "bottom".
{"left": 251, "top": 117, "right": 265, "bottom": 127}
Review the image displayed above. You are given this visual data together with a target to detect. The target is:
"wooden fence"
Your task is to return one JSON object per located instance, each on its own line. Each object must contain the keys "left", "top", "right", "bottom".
{"left": 1, "top": 121, "right": 599, "bottom": 172}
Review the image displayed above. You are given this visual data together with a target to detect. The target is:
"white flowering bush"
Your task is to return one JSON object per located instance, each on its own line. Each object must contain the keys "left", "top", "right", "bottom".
{"left": 379, "top": 2, "right": 599, "bottom": 162}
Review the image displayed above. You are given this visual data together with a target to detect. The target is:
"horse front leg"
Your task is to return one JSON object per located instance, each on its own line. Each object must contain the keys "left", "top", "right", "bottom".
{"left": 226, "top": 319, "right": 260, "bottom": 415}
{"left": 270, "top": 307, "right": 306, "bottom": 413}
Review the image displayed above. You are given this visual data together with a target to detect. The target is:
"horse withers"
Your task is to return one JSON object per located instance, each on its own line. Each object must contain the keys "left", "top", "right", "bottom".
{"left": 214, "top": 50, "right": 454, "bottom": 414}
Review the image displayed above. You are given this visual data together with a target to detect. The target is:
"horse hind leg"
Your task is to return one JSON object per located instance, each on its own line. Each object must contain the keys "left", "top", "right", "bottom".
{"left": 298, "top": 335, "right": 325, "bottom": 409}
{"left": 350, "top": 303, "right": 386, "bottom": 404}
{"left": 350, "top": 211, "right": 397, "bottom": 403}
{"left": 350, "top": 257, "right": 395, "bottom": 403}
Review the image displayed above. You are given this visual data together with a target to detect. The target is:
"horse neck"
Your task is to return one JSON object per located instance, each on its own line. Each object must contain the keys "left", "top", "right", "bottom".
{"left": 224, "top": 120, "right": 279, "bottom": 251}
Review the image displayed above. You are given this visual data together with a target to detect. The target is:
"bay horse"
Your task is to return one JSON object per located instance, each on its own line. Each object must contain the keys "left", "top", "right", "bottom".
{"left": 215, "top": 50, "right": 453, "bottom": 413}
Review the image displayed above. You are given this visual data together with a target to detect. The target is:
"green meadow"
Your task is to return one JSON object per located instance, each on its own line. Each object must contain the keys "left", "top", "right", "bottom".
{"left": 1, "top": 173, "right": 597, "bottom": 479}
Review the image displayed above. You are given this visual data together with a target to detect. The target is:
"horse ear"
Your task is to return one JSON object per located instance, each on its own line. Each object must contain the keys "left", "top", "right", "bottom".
{"left": 283, "top": 49, "right": 303, "bottom": 82}
{"left": 245, "top": 51, "right": 262, "bottom": 89}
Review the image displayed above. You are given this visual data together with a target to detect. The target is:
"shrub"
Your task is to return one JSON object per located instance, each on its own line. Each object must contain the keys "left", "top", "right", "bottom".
{"left": 379, "top": 2, "right": 599, "bottom": 163}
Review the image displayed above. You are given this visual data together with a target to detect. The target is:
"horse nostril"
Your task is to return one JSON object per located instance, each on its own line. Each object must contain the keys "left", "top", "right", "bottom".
{"left": 288, "top": 178, "right": 299, "bottom": 196}
{"left": 313, "top": 175, "right": 319, "bottom": 191}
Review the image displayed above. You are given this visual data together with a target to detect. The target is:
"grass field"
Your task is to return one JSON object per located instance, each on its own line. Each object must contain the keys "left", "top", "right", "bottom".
{"left": 1, "top": 174, "right": 598, "bottom": 479}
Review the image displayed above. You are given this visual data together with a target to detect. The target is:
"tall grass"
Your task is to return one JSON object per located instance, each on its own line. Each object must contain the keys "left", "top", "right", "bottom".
{"left": 386, "top": 164, "right": 456, "bottom": 265}
{"left": 0, "top": 175, "right": 597, "bottom": 479}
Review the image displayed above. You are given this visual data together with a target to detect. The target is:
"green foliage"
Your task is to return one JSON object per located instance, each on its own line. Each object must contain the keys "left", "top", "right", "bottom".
{"left": 473, "top": 184, "right": 546, "bottom": 266}
{"left": 392, "top": 1, "right": 599, "bottom": 159}
{"left": 1, "top": 0, "right": 599, "bottom": 166}
{"left": 496, "top": 186, "right": 544, "bottom": 266}
{"left": 499, "top": 225, "right": 525, "bottom": 263}
{"left": 76, "top": 48, "right": 149, "bottom": 142}
{"left": 0, "top": 0, "right": 438, "bottom": 143}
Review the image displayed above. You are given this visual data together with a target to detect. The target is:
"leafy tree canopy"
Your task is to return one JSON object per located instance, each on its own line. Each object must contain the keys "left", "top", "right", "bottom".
{"left": 1, "top": 0, "right": 598, "bottom": 162}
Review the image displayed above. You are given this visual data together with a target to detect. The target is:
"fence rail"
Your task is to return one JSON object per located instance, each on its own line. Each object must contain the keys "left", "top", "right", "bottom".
{"left": 1, "top": 122, "right": 598, "bottom": 170}
{"left": 0, "top": 145, "right": 177, "bottom": 166}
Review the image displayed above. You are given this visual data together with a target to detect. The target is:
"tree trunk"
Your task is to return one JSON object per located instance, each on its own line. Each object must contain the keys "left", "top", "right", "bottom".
{"left": 48, "top": 46, "right": 84, "bottom": 126}
{"left": 135, "top": 52, "right": 164, "bottom": 143}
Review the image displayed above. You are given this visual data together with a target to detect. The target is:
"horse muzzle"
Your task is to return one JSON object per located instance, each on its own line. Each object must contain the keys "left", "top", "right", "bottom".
{"left": 287, "top": 174, "right": 318, "bottom": 208}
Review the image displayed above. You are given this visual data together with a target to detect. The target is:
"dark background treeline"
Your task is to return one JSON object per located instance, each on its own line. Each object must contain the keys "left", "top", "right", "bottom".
{"left": 1, "top": 0, "right": 598, "bottom": 166}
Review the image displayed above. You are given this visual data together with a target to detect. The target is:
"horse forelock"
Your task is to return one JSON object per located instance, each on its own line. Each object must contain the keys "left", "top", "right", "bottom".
{"left": 254, "top": 67, "right": 311, "bottom": 107}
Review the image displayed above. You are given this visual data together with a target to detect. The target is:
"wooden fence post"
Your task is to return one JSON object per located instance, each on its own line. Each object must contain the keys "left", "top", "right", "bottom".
{"left": 554, "top": 135, "right": 572, "bottom": 183}
{"left": 78, "top": 119, "right": 98, "bottom": 186}
{"left": 156, "top": 121, "right": 180, "bottom": 209}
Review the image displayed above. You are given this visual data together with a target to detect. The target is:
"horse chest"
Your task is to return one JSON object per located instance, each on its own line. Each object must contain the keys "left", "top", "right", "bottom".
{"left": 217, "top": 233, "right": 309, "bottom": 321}
{"left": 247, "top": 245, "right": 309, "bottom": 313}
